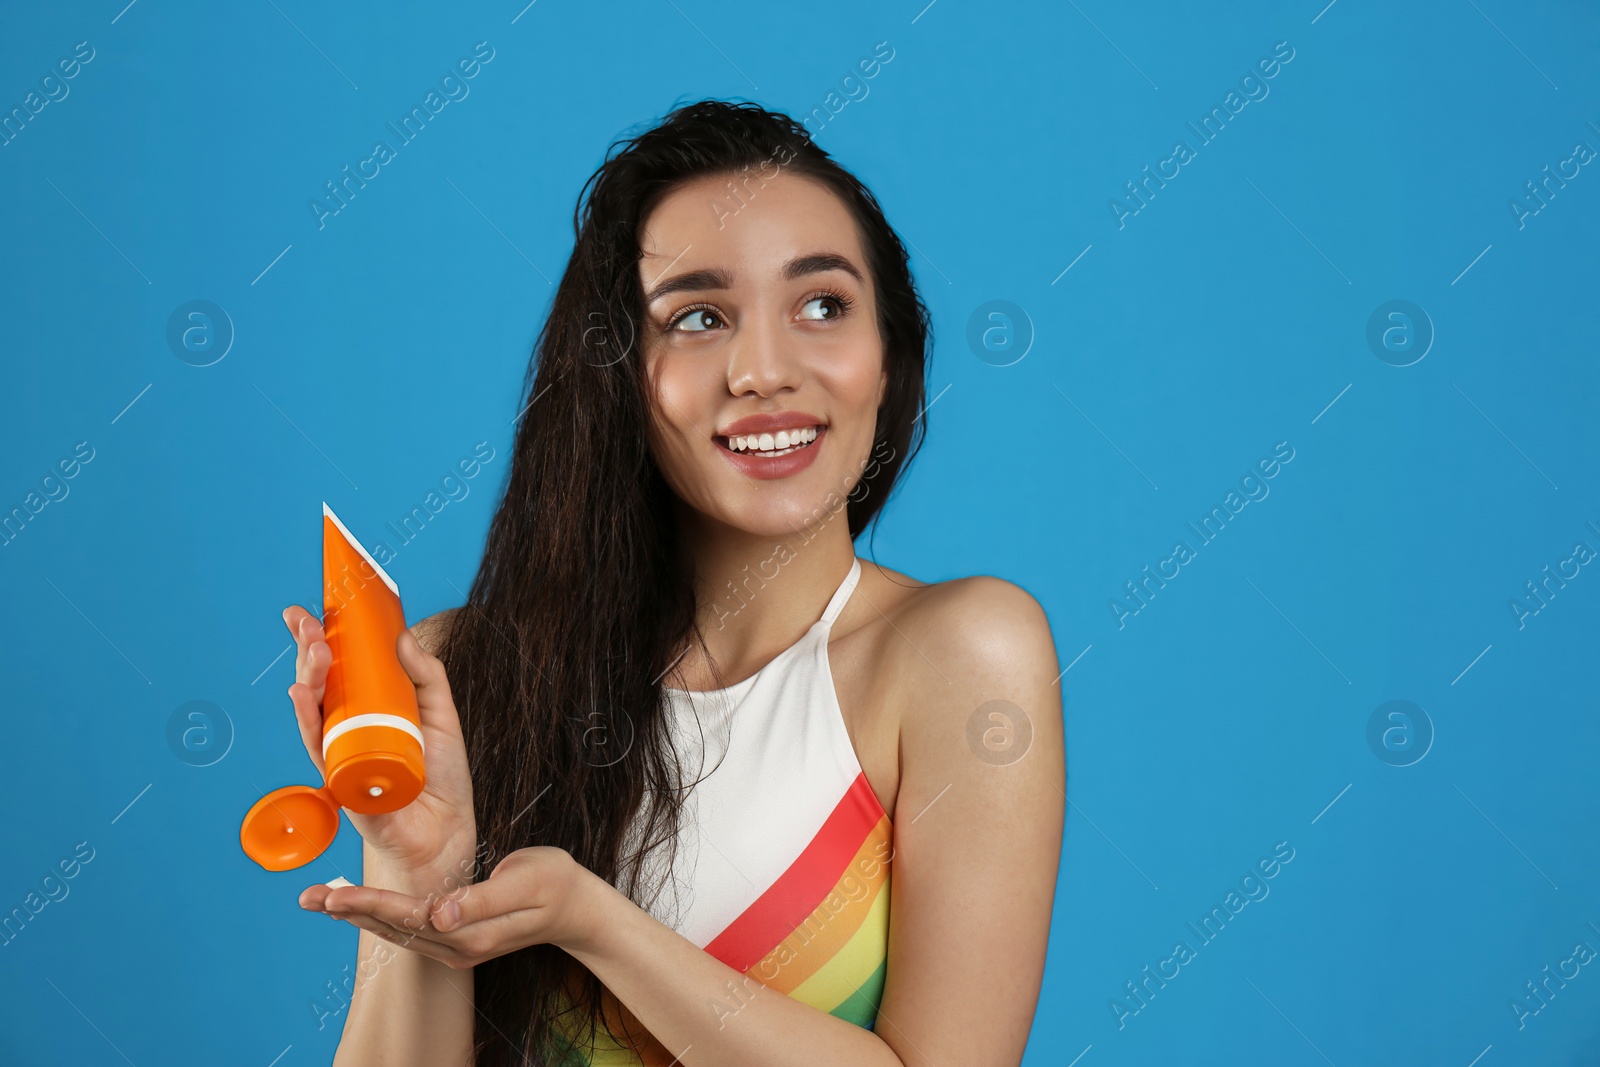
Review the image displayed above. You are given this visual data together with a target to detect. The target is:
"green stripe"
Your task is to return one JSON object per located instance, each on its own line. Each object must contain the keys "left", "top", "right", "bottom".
{"left": 828, "top": 955, "right": 888, "bottom": 1030}
{"left": 542, "top": 1026, "right": 595, "bottom": 1066}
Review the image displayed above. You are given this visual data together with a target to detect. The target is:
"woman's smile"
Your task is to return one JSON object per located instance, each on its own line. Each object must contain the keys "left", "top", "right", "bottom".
{"left": 714, "top": 414, "right": 828, "bottom": 479}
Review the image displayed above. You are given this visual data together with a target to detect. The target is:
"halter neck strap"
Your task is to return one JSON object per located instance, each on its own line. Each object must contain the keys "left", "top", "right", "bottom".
{"left": 819, "top": 558, "right": 862, "bottom": 627}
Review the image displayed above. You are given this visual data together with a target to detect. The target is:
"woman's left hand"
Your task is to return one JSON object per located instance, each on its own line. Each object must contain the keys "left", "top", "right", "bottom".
{"left": 299, "top": 845, "right": 603, "bottom": 969}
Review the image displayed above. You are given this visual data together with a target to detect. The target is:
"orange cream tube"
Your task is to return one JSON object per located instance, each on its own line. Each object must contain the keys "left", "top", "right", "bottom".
{"left": 320, "top": 502, "right": 425, "bottom": 814}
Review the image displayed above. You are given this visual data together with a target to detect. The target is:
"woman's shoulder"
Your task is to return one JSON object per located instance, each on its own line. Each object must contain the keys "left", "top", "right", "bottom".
{"left": 855, "top": 560, "right": 1063, "bottom": 798}
{"left": 854, "top": 559, "right": 1058, "bottom": 687}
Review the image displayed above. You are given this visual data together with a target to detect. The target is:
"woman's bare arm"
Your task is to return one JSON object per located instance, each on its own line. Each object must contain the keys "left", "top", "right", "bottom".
{"left": 560, "top": 874, "right": 908, "bottom": 1066}
{"left": 330, "top": 610, "right": 477, "bottom": 1067}
{"left": 557, "top": 576, "right": 1065, "bottom": 1067}
{"left": 331, "top": 845, "right": 477, "bottom": 1067}
{"left": 871, "top": 577, "right": 1065, "bottom": 1066}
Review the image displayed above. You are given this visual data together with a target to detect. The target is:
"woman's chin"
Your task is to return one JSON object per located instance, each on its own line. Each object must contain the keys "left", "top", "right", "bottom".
{"left": 714, "top": 496, "right": 851, "bottom": 541}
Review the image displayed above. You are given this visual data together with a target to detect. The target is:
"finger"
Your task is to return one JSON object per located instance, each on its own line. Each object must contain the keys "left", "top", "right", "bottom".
{"left": 285, "top": 606, "right": 311, "bottom": 680}
{"left": 429, "top": 902, "right": 550, "bottom": 958}
{"left": 396, "top": 629, "right": 464, "bottom": 741}
{"left": 299, "top": 883, "right": 333, "bottom": 910}
{"left": 318, "top": 880, "right": 524, "bottom": 964}
{"left": 284, "top": 606, "right": 318, "bottom": 669}
{"left": 429, "top": 853, "right": 551, "bottom": 932}
{"left": 282, "top": 605, "right": 313, "bottom": 641}
{"left": 323, "top": 883, "right": 466, "bottom": 950}
{"left": 325, "top": 883, "right": 440, "bottom": 933}
{"left": 294, "top": 615, "right": 330, "bottom": 701}
{"left": 298, "top": 883, "right": 358, "bottom": 917}
{"left": 287, "top": 681, "right": 327, "bottom": 777}
{"left": 324, "top": 906, "right": 472, "bottom": 968}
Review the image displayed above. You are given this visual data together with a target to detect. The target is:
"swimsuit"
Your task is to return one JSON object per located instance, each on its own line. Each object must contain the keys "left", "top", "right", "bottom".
{"left": 551, "top": 557, "right": 893, "bottom": 1064}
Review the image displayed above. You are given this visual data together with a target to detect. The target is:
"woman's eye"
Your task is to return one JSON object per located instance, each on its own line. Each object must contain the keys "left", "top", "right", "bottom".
{"left": 799, "top": 294, "right": 847, "bottom": 321}
{"left": 670, "top": 308, "right": 723, "bottom": 333}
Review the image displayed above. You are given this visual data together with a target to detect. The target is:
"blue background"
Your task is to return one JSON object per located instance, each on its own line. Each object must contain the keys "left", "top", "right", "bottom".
{"left": 3, "top": 0, "right": 1597, "bottom": 1063}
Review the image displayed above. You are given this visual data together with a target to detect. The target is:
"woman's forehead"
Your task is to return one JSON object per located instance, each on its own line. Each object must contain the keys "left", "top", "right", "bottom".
{"left": 639, "top": 171, "right": 861, "bottom": 261}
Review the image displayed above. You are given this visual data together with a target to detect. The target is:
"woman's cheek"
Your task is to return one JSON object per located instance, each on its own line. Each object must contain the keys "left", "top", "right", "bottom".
{"left": 645, "top": 371, "right": 709, "bottom": 490}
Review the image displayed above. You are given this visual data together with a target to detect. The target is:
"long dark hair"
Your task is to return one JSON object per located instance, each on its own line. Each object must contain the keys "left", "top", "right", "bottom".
{"left": 436, "top": 98, "right": 931, "bottom": 1065}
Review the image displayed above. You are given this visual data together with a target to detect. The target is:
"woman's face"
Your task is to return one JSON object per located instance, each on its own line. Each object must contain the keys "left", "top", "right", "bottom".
{"left": 637, "top": 170, "right": 888, "bottom": 539}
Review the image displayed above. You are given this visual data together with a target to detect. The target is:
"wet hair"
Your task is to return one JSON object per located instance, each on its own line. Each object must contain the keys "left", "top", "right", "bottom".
{"left": 435, "top": 98, "right": 931, "bottom": 1064}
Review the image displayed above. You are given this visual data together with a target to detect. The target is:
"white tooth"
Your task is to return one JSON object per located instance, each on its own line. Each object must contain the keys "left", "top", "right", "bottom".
{"left": 726, "top": 428, "right": 822, "bottom": 453}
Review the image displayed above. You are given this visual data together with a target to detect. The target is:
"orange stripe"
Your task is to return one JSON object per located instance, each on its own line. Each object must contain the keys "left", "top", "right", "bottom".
{"left": 743, "top": 813, "right": 891, "bottom": 994}
{"left": 705, "top": 772, "right": 886, "bottom": 971}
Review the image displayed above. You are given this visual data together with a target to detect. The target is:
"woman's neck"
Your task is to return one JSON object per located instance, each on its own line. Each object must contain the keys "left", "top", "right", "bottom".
{"left": 671, "top": 508, "right": 858, "bottom": 690}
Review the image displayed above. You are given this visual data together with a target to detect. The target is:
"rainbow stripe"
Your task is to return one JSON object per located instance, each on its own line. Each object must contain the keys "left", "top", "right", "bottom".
{"left": 550, "top": 772, "right": 892, "bottom": 1064}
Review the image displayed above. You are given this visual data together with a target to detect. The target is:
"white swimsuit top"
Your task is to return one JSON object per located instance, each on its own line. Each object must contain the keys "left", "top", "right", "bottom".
{"left": 570, "top": 557, "right": 894, "bottom": 1064}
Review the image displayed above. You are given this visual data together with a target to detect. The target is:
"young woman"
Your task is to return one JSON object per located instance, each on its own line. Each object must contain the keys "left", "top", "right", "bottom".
{"left": 285, "top": 100, "right": 1065, "bottom": 1067}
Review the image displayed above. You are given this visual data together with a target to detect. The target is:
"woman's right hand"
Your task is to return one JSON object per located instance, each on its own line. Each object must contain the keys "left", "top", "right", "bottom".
{"left": 280, "top": 605, "right": 479, "bottom": 890}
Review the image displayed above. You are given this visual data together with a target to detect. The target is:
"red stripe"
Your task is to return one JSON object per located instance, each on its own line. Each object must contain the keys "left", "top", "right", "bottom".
{"left": 703, "top": 772, "right": 886, "bottom": 972}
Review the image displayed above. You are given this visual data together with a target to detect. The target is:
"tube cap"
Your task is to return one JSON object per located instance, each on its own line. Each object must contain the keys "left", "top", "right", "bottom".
{"left": 326, "top": 724, "right": 426, "bottom": 814}
{"left": 240, "top": 784, "right": 341, "bottom": 871}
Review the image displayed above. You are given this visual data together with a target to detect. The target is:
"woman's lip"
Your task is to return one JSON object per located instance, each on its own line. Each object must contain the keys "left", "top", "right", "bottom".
{"left": 715, "top": 425, "right": 826, "bottom": 481}
{"left": 718, "top": 413, "right": 826, "bottom": 437}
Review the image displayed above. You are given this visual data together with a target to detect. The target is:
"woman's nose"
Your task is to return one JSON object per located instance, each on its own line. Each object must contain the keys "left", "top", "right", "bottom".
{"left": 725, "top": 314, "right": 802, "bottom": 397}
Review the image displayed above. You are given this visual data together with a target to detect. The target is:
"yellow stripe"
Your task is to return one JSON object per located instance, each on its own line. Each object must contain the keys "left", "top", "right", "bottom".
{"left": 786, "top": 870, "right": 891, "bottom": 1012}
{"left": 747, "top": 816, "right": 891, "bottom": 994}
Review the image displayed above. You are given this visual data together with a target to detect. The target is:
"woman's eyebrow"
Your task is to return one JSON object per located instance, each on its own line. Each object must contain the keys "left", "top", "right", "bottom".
{"left": 644, "top": 252, "right": 863, "bottom": 305}
{"left": 645, "top": 266, "right": 731, "bottom": 304}
{"left": 783, "top": 251, "right": 863, "bottom": 285}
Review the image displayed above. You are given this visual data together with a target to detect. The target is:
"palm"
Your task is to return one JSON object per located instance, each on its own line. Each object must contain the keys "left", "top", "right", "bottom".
{"left": 282, "top": 605, "right": 476, "bottom": 876}
{"left": 345, "top": 719, "right": 473, "bottom": 868}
